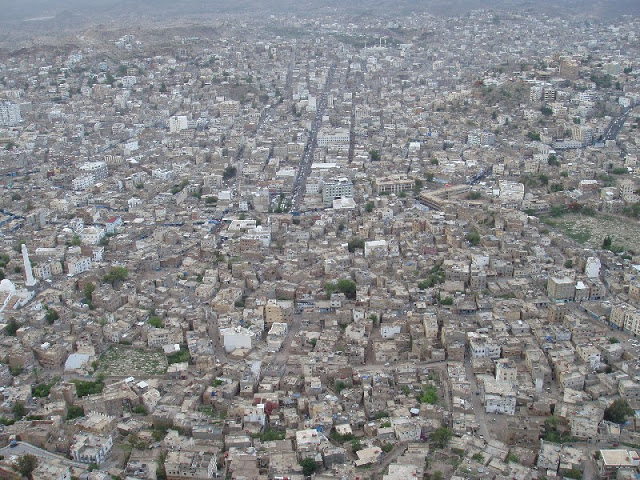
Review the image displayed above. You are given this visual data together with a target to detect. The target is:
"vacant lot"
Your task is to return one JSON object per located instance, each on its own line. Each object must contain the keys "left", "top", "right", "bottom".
{"left": 542, "top": 213, "right": 640, "bottom": 252}
{"left": 98, "top": 346, "right": 167, "bottom": 377}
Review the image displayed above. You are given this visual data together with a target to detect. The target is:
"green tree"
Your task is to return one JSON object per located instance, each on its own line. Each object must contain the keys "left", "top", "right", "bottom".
{"left": 133, "top": 405, "right": 148, "bottom": 415}
{"left": 103, "top": 266, "right": 128, "bottom": 286}
{"left": 418, "top": 385, "right": 438, "bottom": 404}
{"left": 44, "top": 308, "right": 59, "bottom": 325}
{"left": 604, "top": 398, "right": 634, "bottom": 424}
{"left": 32, "top": 382, "right": 53, "bottom": 398}
{"left": 430, "top": 427, "right": 452, "bottom": 448}
{"left": 13, "top": 454, "right": 37, "bottom": 480}
{"left": 72, "top": 378, "right": 105, "bottom": 397}
{"left": 148, "top": 316, "right": 163, "bottom": 328}
{"left": 364, "top": 202, "right": 374, "bottom": 213}
{"left": 336, "top": 279, "right": 356, "bottom": 299}
{"left": 602, "top": 235, "right": 613, "bottom": 250}
{"left": 369, "top": 149, "right": 381, "bottom": 161}
{"left": 71, "top": 235, "right": 81, "bottom": 246}
{"left": 413, "top": 179, "right": 424, "bottom": 194}
{"left": 472, "top": 453, "right": 484, "bottom": 462}
{"left": 351, "top": 438, "right": 362, "bottom": 452}
{"left": 347, "top": 238, "right": 365, "bottom": 253}
{"left": 466, "top": 230, "right": 480, "bottom": 246}
{"left": 5, "top": 318, "right": 19, "bottom": 336}
{"left": 222, "top": 165, "right": 237, "bottom": 180}
{"left": 300, "top": 457, "right": 318, "bottom": 476}
{"left": 540, "top": 106, "right": 553, "bottom": 116}
{"left": 563, "top": 469, "right": 582, "bottom": 479}
{"left": 67, "top": 405, "right": 84, "bottom": 420}
{"left": 84, "top": 282, "right": 95, "bottom": 302}
{"left": 12, "top": 401, "right": 26, "bottom": 419}
{"left": 527, "top": 132, "right": 541, "bottom": 141}
{"left": 157, "top": 452, "right": 168, "bottom": 480}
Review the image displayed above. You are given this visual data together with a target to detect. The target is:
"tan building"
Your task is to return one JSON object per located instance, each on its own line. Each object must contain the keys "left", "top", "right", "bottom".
{"left": 547, "top": 276, "right": 575, "bottom": 302}
{"left": 165, "top": 450, "right": 217, "bottom": 480}
{"left": 374, "top": 174, "right": 415, "bottom": 194}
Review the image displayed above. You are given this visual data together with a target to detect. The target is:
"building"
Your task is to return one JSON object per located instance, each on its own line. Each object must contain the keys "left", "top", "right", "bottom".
{"left": 317, "top": 128, "right": 350, "bottom": 147}
{"left": 598, "top": 449, "right": 640, "bottom": 479}
{"left": 495, "top": 359, "right": 517, "bottom": 384}
{"left": 165, "top": 450, "right": 217, "bottom": 480}
{"left": 32, "top": 463, "right": 71, "bottom": 480}
{"left": 374, "top": 174, "right": 415, "bottom": 194}
{"left": 322, "top": 178, "right": 354, "bottom": 207}
{"left": 547, "top": 276, "right": 575, "bottom": 302}
{"left": 221, "top": 326, "right": 255, "bottom": 353}
{"left": 0, "top": 101, "right": 21, "bottom": 126}
{"left": 70, "top": 433, "right": 114, "bottom": 465}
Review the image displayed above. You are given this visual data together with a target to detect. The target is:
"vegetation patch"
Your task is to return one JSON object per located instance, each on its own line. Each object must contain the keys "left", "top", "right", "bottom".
{"left": 97, "top": 345, "right": 167, "bottom": 376}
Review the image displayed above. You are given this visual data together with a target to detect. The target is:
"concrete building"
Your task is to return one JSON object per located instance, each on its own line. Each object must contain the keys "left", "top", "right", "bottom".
{"left": 547, "top": 276, "right": 575, "bottom": 302}
{"left": 322, "top": 178, "right": 354, "bottom": 207}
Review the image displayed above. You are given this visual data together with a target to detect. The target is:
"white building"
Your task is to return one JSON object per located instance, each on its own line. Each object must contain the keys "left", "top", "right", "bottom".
{"left": 221, "top": 326, "right": 255, "bottom": 353}
{"left": 80, "top": 226, "right": 106, "bottom": 245}
{"left": 317, "top": 128, "right": 350, "bottom": 147}
{"left": 485, "top": 394, "right": 516, "bottom": 415}
{"left": 322, "top": 178, "right": 354, "bottom": 207}
{"left": 72, "top": 174, "right": 97, "bottom": 191}
{"left": 169, "top": 115, "right": 189, "bottom": 133}
{"left": 66, "top": 256, "right": 92, "bottom": 276}
{"left": 0, "top": 101, "right": 21, "bottom": 126}
{"left": 70, "top": 433, "right": 113, "bottom": 465}
{"left": 364, "top": 240, "right": 387, "bottom": 258}
{"left": 585, "top": 257, "right": 601, "bottom": 279}
{"left": 79, "top": 161, "right": 108, "bottom": 181}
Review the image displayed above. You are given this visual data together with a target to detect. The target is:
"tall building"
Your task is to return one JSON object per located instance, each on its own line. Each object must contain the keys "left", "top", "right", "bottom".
{"left": 0, "top": 102, "right": 21, "bottom": 126}
{"left": 322, "top": 178, "right": 354, "bottom": 207}
{"left": 547, "top": 276, "right": 575, "bottom": 302}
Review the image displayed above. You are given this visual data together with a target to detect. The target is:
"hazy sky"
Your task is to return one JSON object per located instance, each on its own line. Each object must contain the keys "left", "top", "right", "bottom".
{"left": 0, "top": 0, "right": 637, "bottom": 24}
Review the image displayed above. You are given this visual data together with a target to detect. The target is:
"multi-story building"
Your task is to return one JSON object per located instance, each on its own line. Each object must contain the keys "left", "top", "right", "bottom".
{"left": 322, "top": 178, "right": 354, "bottom": 207}
{"left": 79, "top": 161, "right": 108, "bottom": 181}
{"left": 495, "top": 359, "right": 517, "bottom": 384}
{"left": 70, "top": 433, "right": 114, "bottom": 465}
{"left": 66, "top": 256, "right": 92, "bottom": 276}
{"left": 547, "top": 276, "right": 575, "bottom": 302}
{"left": 317, "top": 128, "right": 349, "bottom": 147}
{"left": 0, "top": 101, "right": 21, "bottom": 126}
{"left": 165, "top": 451, "right": 217, "bottom": 480}
{"left": 374, "top": 174, "right": 415, "bottom": 194}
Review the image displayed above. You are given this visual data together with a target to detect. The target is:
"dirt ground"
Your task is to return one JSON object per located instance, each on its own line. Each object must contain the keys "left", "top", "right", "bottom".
{"left": 542, "top": 213, "right": 640, "bottom": 253}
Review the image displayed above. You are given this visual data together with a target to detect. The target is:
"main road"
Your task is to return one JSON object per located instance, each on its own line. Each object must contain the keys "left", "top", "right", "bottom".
{"left": 602, "top": 105, "right": 634, "bottom": 142}
{"left": 290, "top": 63, "right": 337, "bottom": 212}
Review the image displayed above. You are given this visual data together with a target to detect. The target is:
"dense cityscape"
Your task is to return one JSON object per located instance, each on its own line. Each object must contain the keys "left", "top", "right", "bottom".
{"left": 0, "top": 4, "right": 640, "bottom": 480}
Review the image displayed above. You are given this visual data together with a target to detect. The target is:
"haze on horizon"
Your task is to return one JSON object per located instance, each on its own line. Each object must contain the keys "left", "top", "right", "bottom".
{"left": 0, "top": 0, "right": 639, "bottom": 24}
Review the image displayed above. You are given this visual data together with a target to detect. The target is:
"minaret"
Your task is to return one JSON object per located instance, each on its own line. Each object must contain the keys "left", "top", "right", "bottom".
{"left": 22, "top": 244, "right": 36, "bottom": 287}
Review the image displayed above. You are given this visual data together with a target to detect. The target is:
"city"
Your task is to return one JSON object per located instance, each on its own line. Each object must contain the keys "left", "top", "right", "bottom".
{"left": 0, "top": 3, "right": 639, "bottom": 480}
